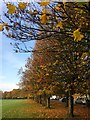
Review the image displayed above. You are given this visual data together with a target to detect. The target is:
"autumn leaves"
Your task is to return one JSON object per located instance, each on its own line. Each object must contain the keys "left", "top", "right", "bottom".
{"left": 0, "top": 24, "right": 4, "bottom": 31}
{"left": 7, "top": 2, "right": 28, "bottom": 14}
{"left": 0, "top": 1, "right": 85, "bottom": 43}
{"left": 39, "top": 1, "right": 50, "bottom": 6}
{"left": 7, "top": 3, "right": 16, "bottom": 14}
{"left": 0, "top": 23, "right": 8, "bottom": 31}
{"left": 73, "top": 29, "right": 84, "bottom": 42}
{"left": 40, "top": 14, "right": 47, "bottom": 24}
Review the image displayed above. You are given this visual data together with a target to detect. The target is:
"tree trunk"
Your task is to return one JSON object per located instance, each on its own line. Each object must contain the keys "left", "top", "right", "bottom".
{"left": 46, "top": 97, "right": 50, "bottom": 108}
{"left": 68, "top": 90, "right": 74, "bottom": 118}
{"left": 88, "top": 93, "right": 90, "bottom": 99}
{"left": 36, "top": 96, "right": 39, "bottom": 103}
{"left": 66, "top": 96, "right": 68, "bottom": 107}
{"left": 35, "top": 96, "right": 39, "bottom": 103}
{"left": 88, "top": 1, "right": 90, "bottom": 12}
{"left": 66, "top": 91, "right": 68, "bottom": 107}
{"left": 42, "top": 92, "right": 46, "bottom": 106}
{"left": 39, "top": 95, "right": 42, "bottom": 104}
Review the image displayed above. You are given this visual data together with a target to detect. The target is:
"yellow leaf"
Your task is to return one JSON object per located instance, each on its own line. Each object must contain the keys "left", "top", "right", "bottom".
{"left": 3, "top": 23, "right": 8, "bottom": 26}
{"left": 40, "top": 14, "right": 47, "bottom": 24}
{"left": 42, "top": 8, "right": 47, "bottom": 14}
{"left": 40, "top": 65, "right": 45, "bottom": 69}
{"left": 7, "top": 4, "right": 16, "bottom": 14}
{"left": 73, "top": 29, "right": 84, "bottom": 42}
{"left": 81, "top": 52, "right": 88, "bottom": 59}
{"left": 57, "top": 3, "right": 61, "bottom": 7}
{"left": 55, "top": 7, "right": 60, "bottom": 11}
{"left": 53, "top": 60, "right": 59, "bottom": 65}
{"left": 18, "top": 2, "right": 27, "bottom": 10}
{"left": 0, "top": 24, "right": 4, "bottom": 31}
{"left": 56, "top": 21, "right": 63, "bottom": 29}
{"left": 55, "top": 16, "right": 58, "bottom": 20}
{"left": 78, "top": 76, "right": 80, "bottom": 79}
{"left": 55, "top": 3, "right": 61, "bottom": 11}
{"left": 39, "top": 0, "right": 50, "bottom": 6}
{"left": 82, "top": 61, "right": 86, "bottom": 65}
{"left": 37, "top": 79, "right": 42, "bottom": 83}
{"left": 33, "top": 10, "right": 38, "bottom": 15}
{"left": 42, "top": 8, "right": 51, "bottom": 15}
{"left": 46, "top": 73, "right": 49, "bottom": 76}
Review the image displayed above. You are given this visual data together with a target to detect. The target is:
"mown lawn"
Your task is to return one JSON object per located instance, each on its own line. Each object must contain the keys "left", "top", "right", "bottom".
{"left": 1, "top": 99, "right": 90, "bottom": 118}
{"left": 2, "top": 99, "right": 42, "bottom": 118}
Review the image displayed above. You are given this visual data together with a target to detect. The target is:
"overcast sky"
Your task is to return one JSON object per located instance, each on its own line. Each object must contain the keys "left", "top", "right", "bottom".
{"left": 0, "top": 1, "right": 35, "bottom": 92}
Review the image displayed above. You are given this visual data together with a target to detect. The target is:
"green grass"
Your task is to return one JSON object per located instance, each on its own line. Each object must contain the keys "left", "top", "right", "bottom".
{"left": 2, "top": 99, "right": 66, "bottom": 118}
{"left": 1, "top": 99, "right": 89, "bottom": 118}
{"left": 2, "top": 99, "right": 41, "bottom": 118}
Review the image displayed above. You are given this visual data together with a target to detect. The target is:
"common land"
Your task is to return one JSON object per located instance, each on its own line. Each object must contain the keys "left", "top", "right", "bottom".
{"left": 1, "top": 99, "right": 90, "bottom": 119}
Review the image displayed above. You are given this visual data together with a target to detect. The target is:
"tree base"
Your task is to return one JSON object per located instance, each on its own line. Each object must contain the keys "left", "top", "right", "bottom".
{"left": 67, "top": 113, "right": 74, "bottom": 118}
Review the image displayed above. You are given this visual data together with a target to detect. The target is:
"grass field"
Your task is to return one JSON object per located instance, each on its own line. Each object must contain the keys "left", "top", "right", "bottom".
{"left": 2, "top": 99, "right": 44, "bottom": 118}
{"left": 1, "top": 99, "right": 90, "bottom": 118}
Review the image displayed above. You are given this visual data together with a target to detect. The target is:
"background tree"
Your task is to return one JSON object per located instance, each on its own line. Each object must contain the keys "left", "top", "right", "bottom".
{"left": 19, "top": 39, "right": 65, "bottom": 108}
{"left": 0, "top": 90, "right": 3, "bottom": 99}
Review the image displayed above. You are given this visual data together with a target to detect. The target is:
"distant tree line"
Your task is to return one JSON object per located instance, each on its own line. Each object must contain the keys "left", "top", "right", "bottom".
{"left": 1, "top": 89, "right": 29, "bottom": 99}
